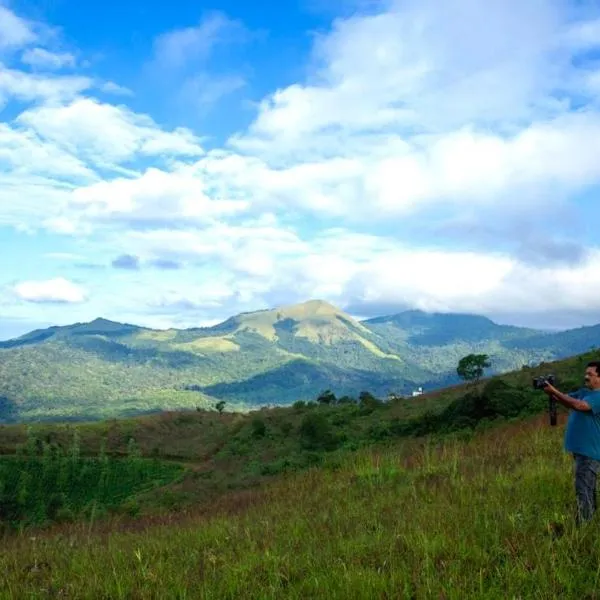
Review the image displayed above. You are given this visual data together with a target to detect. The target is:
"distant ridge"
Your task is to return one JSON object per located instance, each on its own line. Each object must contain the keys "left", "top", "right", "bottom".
{"left": 0, "top": 298, "right": 599, "bottom": 422}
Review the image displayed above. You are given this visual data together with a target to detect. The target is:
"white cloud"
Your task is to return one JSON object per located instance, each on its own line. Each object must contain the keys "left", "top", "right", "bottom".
{"left": 563, "top": 18, "right": 600, "bottom": 50}
{"left": 219, "top": 0, "right": 600, "bottom": 222}
{"left": 150, "top": 11, "right": 251, "bottom": 111}
{"left": 100, "top": 81, "right": 133, "bottom": 96}
{"left": 361, "top": 111, "right": 600, "bottom": 216}
{"left": 0, "top": 123, "right": 95, "bottom": 179}
{"left": 0, "top": 176, "right": 81, "bottom": 230}
{"left": 102, "top": 225, "right": 600, "bottom": 328}
{"left": 62, "top": 167, "right": 248, "bottom": 228}
{"left": 236, "top": 0, "right": 571, "bottom": 149}
{"left": 153, "top": 11, "right": 248, "bottom": 70}
{"left": 3, "top": 0, "right": 600, "bottom": 332}
{"left": 0, "top": 65, "right": 91, "bottom": 107}
{"left": 13, "top": 278, "right": 87, "bottom": 303}
{"left": 17, "top": 98, "right": 204, "bottom": 165}
{"left": 342, "top": 247, "right": 600, "bottom": 319}
{"left": 21, "top": 48, "right": 76, "bottom": 70}
{"left": 0, "top": 5, "right": 36, "bottom": 50}
{"left": 149, "top": 282, "right": 237, "bottom": 311}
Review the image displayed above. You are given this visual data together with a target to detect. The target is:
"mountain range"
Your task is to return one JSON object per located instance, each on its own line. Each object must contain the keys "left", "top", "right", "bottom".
{"left": 1, "top": 299, "right": 599, "bottom": 422}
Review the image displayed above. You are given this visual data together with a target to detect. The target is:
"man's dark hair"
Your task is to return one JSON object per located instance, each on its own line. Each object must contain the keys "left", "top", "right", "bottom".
{"left": 587, "top": 361, "right": 600, "bottom": 376}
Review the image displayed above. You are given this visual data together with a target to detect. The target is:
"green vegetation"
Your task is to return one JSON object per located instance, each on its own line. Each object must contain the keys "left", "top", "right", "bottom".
{"left": 456, "top": 353, "right": 492, "bottom": 383}
{"left": 0, "top": 348, "right": 598, "bottom": 596}
{"left": 0, "top": 428, "right": 183, "bottom": 531}
{"left": 1, "top": 300, "right": 599, "bottom": 422}
{"left": 1, "top": 407, "right": 599, "bottom": 597}
{"left": 0, "top": 346, "right": 594, "bottom": 530}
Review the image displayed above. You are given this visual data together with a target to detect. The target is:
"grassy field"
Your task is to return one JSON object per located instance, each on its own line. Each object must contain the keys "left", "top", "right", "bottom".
{"left": 0, "top": 377, "right": 548, "bottom": 525}
{"left": 1, "top": 412, "right": 599, "bottom": 598}
{"left": 0, "top": 349, "right": 597, "bottom": 597}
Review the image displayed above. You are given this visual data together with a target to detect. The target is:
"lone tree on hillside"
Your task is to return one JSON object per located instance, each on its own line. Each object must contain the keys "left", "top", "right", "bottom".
{"left": 457, "top": 353, "right": 491, "bottom": 384}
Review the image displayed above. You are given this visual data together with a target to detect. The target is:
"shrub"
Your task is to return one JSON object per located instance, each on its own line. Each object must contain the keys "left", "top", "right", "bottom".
{"left": 298, "top": 413, "right": 340, "bottom": 451}
{"left": 251, "top": 418, "right": 267, "bottom": 438}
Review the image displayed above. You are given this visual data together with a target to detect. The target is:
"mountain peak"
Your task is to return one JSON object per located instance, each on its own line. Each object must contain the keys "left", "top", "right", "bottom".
{"left": 88, "top": 317, "right": 121, "bottom": 326}
{"left": 274, "top": 299, "right": 345, "bottom": 319}
{"left": 63, "top": 317, "right": 142, "bottom": 336}
{"left": 228, "top": 298, "right": 367, "bottom": 342}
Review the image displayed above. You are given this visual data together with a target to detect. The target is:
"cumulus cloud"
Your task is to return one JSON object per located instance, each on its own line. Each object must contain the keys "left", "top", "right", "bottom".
{"left": 0, "top": 65, "right": 91, "bottom": 107}
{"left": 222, "top": 0, "right": 600, "bottom": 223}
{"left": 21, "top": 48, "right": 76, "bottom": 70}
{"left": 3, "top": 0, "right": 600, "bottom": 331}
{"left": 0, "top": 98, "right": 206, "bottom": 230}
{"left": 0, "top": 124, "right": 95, "bottom": 179}
{"left": 0, "top": 5, "right": 36, "bottom": 50}
{"left": 13, "top": 278, "right": 87, "bottom": 304}
{"left": 59, "top": 166, "right": 248, "bottom": 231}
{"left": 17, "top": 98, "right": 204, "bottom": 165}
{"left": 239, "top": 0, "right": 584, "bottom": 147}
{"left": 103, "top": 226, "right": 600, "bottom": 330}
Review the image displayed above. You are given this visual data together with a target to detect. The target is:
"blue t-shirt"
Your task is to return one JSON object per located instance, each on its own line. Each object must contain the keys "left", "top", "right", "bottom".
{"left": 564, "top": 388, "right": 600, "bottom": 460}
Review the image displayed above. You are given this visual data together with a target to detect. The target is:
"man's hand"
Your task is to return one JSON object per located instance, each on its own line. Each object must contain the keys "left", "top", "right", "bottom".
{"left": 544, "top": 384, "right": 591, "bottom": 412}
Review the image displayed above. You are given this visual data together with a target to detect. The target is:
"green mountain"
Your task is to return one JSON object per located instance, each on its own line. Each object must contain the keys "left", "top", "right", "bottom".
{"left": 0, "top": 299, "right": 598, "bottom": 422}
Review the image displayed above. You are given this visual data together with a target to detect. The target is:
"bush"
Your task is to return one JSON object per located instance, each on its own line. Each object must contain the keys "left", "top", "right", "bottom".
{"left": 298, "top": 413, "right": 340, "bottom": 451}
{"left": 337, "top": 396, "right": 355, "bottom": 404}
{"left": 367, "top": 422, "right": 391, "bottom": 441}
{"left": 251, "top": 418, "right": 267, "bottom": 438}
{"left": 480, "top": 380, "right": 525, "bottom": 418}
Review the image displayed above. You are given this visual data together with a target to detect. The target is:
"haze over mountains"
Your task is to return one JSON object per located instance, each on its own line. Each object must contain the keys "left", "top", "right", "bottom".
{"left": 0, "top": 299, "right": 599, "bottom": 423}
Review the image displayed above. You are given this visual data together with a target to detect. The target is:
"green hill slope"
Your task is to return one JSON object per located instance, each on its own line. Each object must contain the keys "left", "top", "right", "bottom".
{"left": 1, "top": 417, "right": 589, "bottom": 599}
{"left": 0, "top": 299, "right": 599, "bottom": 422}
{"left": 1, "top": 346, "right": 600, "bottom": 597}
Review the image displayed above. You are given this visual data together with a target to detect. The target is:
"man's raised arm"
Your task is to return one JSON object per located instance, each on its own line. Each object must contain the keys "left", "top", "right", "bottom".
{"left": 544, "top": 384, "right": 591, "bottom": 412}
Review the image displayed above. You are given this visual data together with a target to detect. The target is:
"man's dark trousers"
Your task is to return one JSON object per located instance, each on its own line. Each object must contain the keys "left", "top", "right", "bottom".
{"left": 574, "top": 453, "right": 600, "bottom": 524}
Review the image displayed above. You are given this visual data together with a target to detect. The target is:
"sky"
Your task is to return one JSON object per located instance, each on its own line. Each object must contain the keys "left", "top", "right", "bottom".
{"left": 1, "top": 0, "right": 600, "bottom": 339}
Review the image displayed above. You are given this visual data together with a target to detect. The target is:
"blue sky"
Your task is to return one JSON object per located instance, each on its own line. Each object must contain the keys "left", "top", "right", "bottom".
{"left": 2, "top": 0, "right": 600, "bottom": 339}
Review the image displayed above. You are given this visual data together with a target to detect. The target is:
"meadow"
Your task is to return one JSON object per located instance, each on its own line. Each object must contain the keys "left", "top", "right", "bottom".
{"left": 0, "top": 413, "right": 598, "bottom": 599}
{"left": 0, "top": 350, "right": 597, "bottom": 598}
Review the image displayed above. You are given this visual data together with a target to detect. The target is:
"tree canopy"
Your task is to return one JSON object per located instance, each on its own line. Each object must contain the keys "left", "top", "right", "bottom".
{"left": 457, "top": 354, "right": 491, "bottom": 383}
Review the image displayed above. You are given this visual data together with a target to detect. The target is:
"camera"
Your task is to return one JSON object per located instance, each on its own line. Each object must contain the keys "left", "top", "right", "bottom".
{"left": 532, "top": 374, "right": 557, "bottom": 426}
{"left": 532, "top": 374, "right": 556, "bottom": 390}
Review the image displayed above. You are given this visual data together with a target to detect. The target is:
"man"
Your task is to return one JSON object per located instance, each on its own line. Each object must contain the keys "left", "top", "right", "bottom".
{"left": 544, "top": 361, "right": 600, "bottom": 524}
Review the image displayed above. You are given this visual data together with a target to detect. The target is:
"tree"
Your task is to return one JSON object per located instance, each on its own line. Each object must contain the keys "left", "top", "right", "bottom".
{"left": 317, "top": 389, "right": 336, "bottom": 405}
{"left": 215, "top": 400, "right": 226, "bottom": 414}
{"left": 358, "top": 391, "right": 382, "bottom": 414}
{"left": 457, "top": 354, "right": 491, "bottom": 384}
